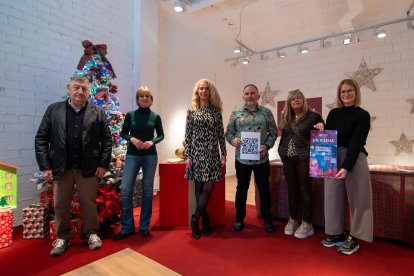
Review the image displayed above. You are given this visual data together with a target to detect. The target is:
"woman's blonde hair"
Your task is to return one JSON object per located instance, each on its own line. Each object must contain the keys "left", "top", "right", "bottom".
{"left": 279, "top": 89, "right": 310, "bottom": 129}
{"left": 136, "top": 86, "right": 153, "bottom": 107}
{"left": 191, "top": 79, "right": 223, "bottom": 113}
{"left": 336, "top": 79, "right": 361, "bottom": 108}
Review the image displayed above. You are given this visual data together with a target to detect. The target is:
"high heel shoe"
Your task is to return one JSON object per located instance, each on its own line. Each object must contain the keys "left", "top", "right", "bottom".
{"left": 191, "top": 215, "right": 201, "bottom": 240}
{"left": 202, "top": 212, "right": 212, "bottom": 236}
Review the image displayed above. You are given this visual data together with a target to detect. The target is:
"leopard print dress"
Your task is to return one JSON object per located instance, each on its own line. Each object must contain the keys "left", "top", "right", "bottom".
{"left": 184, "top": 106, "right": 226, "bottom": 182}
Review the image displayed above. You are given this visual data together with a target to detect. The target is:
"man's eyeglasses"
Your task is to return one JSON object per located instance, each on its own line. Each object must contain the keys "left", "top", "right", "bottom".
{"left": 340, "top": 89, "right": 355, "bottom": 95}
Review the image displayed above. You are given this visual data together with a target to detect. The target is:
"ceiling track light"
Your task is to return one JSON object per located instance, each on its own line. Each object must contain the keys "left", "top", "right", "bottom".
{"left": 224, "top": 15, "right": 414, "bottom": 64}
{"left": 298, "top": 45, "right": 308, "bottom": 54}
{"left": 276, "top": 50, "right": 286, "bottom": 58}
{"left": 376, "top": 28, "right": 387, "bottom": 38}
{"left": 343, "top": 33, "right": 352, "bottom": 45}
{"left": 173, "top": 0, "right": 185, "bottom": 13}
{"left": 242, "top": 56, "right": 250, "bottom": 64}
{"left": 233, "top": 46, "right": 241, "bottom": 54}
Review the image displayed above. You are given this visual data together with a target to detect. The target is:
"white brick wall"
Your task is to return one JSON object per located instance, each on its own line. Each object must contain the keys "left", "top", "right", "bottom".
{"left": 2, "top": 0, "right": 413, "bottom": 225}
{"left": 241, "top": 22, "right": 414, "bottom": 166}
{"left": 0, "top": 0, "right": 134, "bottom": 225}
{"left": 157, "top": 6, "right": 243, "bottom": 176}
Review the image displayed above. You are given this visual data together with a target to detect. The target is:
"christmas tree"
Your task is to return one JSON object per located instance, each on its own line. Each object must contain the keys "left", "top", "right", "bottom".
{"left": 76, "top": 40, "right": 126, "bottom": 225}
{"left": 33, "top": 41, "right": 128, "bottom": 232}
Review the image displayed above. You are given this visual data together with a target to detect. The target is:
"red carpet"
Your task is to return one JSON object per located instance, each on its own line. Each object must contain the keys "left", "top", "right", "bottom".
{"left": 1, "top": 196, "right": 413, "bottom": 275}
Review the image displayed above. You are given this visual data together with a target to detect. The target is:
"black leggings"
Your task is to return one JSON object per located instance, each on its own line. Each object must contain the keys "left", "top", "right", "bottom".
{"left": 194, "top": 181, "right": 215, "bottom": 218}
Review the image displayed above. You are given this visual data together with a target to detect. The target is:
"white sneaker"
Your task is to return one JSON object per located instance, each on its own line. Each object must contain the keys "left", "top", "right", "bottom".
{"left": 294, "top": 221, "right": 314, "bottom": 239}
{"left": 284, "top": 218, "right": 299, "bottom": 235}
{"left": 88, "top": 234, "right": 102, "bottom": 250}
{"left": 50, "top": 238, "right": 70, "bottom": 256}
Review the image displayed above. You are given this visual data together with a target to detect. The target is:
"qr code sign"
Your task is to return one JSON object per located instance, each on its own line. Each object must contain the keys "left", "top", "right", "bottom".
{"left": 241, "top": 138, "right": 259, "bottom": 155}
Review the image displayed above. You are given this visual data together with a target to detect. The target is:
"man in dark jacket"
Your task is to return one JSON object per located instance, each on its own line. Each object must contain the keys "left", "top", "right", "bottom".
{"left": 35, "top": 74, "right": 112, "bottom": 256}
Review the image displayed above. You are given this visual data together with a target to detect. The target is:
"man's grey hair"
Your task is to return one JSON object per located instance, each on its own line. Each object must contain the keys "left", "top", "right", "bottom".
{"left": 68, "top": 72, "right": 89, "bottom": 85}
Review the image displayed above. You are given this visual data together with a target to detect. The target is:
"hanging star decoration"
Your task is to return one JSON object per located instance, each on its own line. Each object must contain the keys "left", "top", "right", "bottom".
{"left": 260, "top": 82, "right": 279, "bottom": 107}
{"left": 326, "top": 100, "right": 337, "bottom": 110}
{"left": 389, "top": 132, "right": 414, "bottom": 155}
{"left": 407, "top": 98, "right": 414, "bottom": 114}
{"left": 345, "top": 58, "right": 383, "bottom": 91}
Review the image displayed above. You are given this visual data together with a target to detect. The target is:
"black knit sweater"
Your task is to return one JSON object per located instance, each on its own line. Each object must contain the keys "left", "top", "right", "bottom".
{"left": 325, "top": 105, "right": 370, "bottom": 171}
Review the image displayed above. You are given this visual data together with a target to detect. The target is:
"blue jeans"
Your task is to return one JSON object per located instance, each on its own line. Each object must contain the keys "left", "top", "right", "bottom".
{"left": 120, "top": 154, "right": 158, "bottom": 233}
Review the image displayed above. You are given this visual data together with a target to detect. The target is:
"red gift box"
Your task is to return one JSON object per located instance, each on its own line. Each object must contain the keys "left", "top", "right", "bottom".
{"left": 22, "top": 203, "right": 51, "bottom": 239}
{"left": 0, "top": 207, "right": 13, "bottom": 249}
{"left": 49, "top": 218, "right": 82, "bottom": 240}
{"left": 70, "top": 201, "right": 82, "bottom": 218}
{"left": 39, "top": 188, "right": 54, "bottom": 207}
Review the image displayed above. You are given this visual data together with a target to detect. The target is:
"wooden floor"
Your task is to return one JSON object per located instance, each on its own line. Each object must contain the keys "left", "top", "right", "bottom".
{"left": 63, "top": 248, "right": 180, "bottom": 276}
{"left": 225, "top": 175, "right": 255, "bottom": 205}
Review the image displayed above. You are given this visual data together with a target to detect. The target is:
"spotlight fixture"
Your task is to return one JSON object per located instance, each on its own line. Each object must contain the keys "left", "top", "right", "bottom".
{"left": 343, "top": 33, "right": 352, "bottom": 45}
{"left": 297, "top": 45, "right": 308, "bottom": 54}
{"left": 242, "top": 56, "right": 250, "bottom": 64}
{"left": 276, "top": 50, "right": 286, "bottom": 58}
{"left": 320, "top": 39, "right": 331, "bottom": 48}
{"left": 173, "top": 0, "right": 185, "bottom": 13}
{"left": 376, "top": 29, "right": 386, "bottom": 38}
{"left": 233, "top": 46, "right": 241, "bottom": 54}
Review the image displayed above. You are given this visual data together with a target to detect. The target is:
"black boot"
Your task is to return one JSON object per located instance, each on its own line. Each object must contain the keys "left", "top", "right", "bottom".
{"left": 202, "top": 212, "right": 212, "bottom": 236}
{"left": 191, "top": 215, "right": 201, "bottom": 240}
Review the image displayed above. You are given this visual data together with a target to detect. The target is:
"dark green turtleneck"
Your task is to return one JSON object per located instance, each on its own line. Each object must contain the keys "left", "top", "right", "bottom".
{"left": 121, "top": 107, "right": 164, "bottom": 156}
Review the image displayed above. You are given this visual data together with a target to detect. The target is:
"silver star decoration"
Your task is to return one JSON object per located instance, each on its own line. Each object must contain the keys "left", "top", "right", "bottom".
{"left": 345, "top": 58, "right": 383, "bottom": 91}
{"left": 260, "top": 82, "right": 279, "bottom": 107}
{"left": 326, "top": 100, "right": 336, "bottom": 110}
{"left": 389, "top": 132, "right": 414, "bottom": 155}
{"left": 407, "top": 98, "right": 414, "bottom": 114}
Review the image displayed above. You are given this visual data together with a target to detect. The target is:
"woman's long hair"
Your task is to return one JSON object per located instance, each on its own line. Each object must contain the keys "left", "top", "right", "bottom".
{"left": 279, "top": 89, "right": 310, "bottom": 129}
{"left": 191, "top": 79, "right": 223, "bottom": 113}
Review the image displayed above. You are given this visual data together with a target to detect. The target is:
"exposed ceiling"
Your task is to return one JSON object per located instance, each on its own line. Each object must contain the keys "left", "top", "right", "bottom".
{"left": 159, "top": 0, "right": 414, "bottom": 59}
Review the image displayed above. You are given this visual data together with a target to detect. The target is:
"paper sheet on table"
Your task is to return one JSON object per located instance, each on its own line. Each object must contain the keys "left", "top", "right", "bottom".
{"left": 240, "top": 131, "right": 260, "bottom": 160}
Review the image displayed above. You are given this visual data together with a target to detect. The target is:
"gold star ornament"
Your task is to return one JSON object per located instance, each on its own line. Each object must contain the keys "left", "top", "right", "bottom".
{"left": 389, "top": 132, "right": 414, "bottom": 155}
{"left": 260, "top": 82, "right": 279, "bottom": 107}
{"left": 345, "top": 58, "right": 383, "bottom": 91}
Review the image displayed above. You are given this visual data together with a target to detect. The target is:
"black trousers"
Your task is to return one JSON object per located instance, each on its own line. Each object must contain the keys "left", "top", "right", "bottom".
{"left": 235, "top": 160, "right": 271, "bottom": 221}
{"left": 282, "top": 156, "right": 313, "bottom": 223}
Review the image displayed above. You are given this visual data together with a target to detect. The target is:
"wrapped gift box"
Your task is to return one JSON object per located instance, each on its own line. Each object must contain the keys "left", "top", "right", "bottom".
{"left": 49, "top": 218, "right": 81, "bottom": 240}
{"left": 22, "top": 203, "right": 51, "bottom": 239}
{"left": 39, "top": 187, "right": 53, "bottom": 207}
{"left": 0, "top": 207, "right": 13, "bottom": 249}
{"left": 70, "top": 201, "right": 82, "bottom": 218}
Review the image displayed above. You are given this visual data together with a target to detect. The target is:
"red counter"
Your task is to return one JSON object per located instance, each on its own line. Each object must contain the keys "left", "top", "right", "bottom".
{"left": 158, "top": 161, "right": 226, "bottom": 227}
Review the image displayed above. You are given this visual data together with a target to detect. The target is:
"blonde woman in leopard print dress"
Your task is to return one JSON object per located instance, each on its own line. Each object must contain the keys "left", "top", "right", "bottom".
{"left": 184, "top": 79, "right": 227, "bottom": 240}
